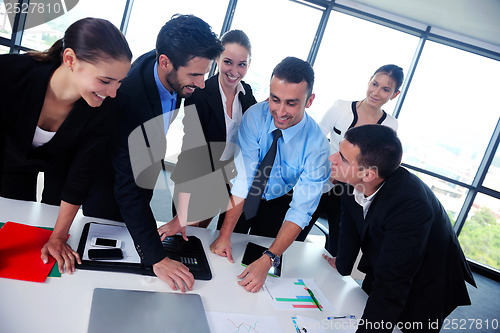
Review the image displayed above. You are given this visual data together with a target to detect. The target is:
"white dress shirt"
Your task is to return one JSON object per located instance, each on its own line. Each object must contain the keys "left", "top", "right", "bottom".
{"left": 219, "top": 79, "right": 245, "bottom": 161}
{"left": 353, "top": 183, "right": 384, "bottom": 218}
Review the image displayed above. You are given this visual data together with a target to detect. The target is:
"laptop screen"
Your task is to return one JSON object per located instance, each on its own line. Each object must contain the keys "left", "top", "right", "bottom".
{"left": 88, "top": 288, "right": 211, "bottom": 333}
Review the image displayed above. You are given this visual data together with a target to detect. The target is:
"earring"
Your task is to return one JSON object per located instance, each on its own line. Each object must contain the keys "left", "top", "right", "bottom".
{"left": 68, "top": 66, "right": 72, "bottom": 71}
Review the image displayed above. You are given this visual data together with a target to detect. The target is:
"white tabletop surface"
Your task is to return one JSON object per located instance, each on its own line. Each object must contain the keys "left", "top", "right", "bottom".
{"left": 0, "top": 197, "right": 377, "bottom": 333}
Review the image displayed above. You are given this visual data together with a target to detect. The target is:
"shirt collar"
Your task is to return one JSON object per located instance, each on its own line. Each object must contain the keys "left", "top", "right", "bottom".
{"left": 154, "top": 61, "right": 177, "bottom": 109}
{"left": 353, "top": 183, "right": 384, "bottom": 218}
{"left": 267, "top": 105, "right": 307, "bottom": 144}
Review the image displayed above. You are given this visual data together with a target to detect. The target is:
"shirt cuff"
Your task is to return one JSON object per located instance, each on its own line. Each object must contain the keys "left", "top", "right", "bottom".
{"left": 230, "top": 178, "right": 250, "bottom": 199}
{"left": 284, "top": 208, "right": 311, "bottom": 230}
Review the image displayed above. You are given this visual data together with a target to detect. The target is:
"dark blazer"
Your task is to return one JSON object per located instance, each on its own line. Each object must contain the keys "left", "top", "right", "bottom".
{"left": 112, "top": 50, "right": 183, "bottom": 266}
{"left": 84, "top": 50, "right": 180, "bottom": 265}
{"left": 171, "top": 73, "right": 257, "bottom": 185}
{"left": 336, "top": 167, "right": 475, "bottom": 332}
{"left": 0, "top": 54, "right": 119, "bottom": 205}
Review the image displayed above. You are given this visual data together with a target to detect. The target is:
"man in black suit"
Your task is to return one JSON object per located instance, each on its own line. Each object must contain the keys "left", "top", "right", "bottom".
{"left": 324, "top": 124, "right": 475, "bottom": 332}
{"left": 84, "top": 15, "right": 222, "bottom": 292}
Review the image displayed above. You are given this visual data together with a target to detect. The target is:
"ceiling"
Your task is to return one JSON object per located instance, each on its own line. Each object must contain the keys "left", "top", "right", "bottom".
{"left": 338, "top": 0, "right": 500, "bottom": 52}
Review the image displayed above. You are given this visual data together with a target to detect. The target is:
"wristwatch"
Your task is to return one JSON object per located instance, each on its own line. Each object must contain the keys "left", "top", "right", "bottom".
{"left": 263, "top": 250, "right": 280, "bottom": 268}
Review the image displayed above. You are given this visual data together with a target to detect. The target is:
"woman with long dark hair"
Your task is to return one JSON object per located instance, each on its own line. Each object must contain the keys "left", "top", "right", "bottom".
{"left": 0, "top": 18, "right": 132, "bottom": 274}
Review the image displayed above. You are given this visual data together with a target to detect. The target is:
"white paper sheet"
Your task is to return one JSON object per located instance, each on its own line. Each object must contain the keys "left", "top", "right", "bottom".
{"left": 206, "top": 311, "right": 283, "bottom": 333}
{"left": 263, "top": 278, "right": 335, "bottom": 312}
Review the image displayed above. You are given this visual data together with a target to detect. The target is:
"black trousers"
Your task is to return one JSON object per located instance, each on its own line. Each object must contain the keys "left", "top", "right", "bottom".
{"left": 229, "top": 191, "right": 296, "bottom": 239}
{"left": 0, "top": 168, "right": 65, "bottom": 206}
{"left": 299, "top": 185, "right": 343, "bottom": 255}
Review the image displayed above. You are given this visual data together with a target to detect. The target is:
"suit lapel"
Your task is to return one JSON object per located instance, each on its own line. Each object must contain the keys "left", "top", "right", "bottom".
{"left": 141, "top": 56, "right": 163, "bottom": 120}
{"left": 354, "top": 205, "right": 370, "bottom": 242}
{"left": 36, "top": 99, "right": 93, "bottom": 155}
{"left": 360, "top": 169, "right": 403, "bottom": 241}
{"left": 239, "top": 82, "right": 256, "bottom": 112}
{"left": 205, "top": 74, "right": 226, "bottom": 135}
{"left": 343, "top": 185, "right": 369, "bottom": 240}
{"left": 15, "top": 62, "right": 55, "bottom": 156}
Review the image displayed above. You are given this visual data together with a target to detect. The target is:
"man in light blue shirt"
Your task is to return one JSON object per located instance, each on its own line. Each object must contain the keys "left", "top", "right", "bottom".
{"left": 153, "top": 61, "right": 177, "bottom": 133}
{"left": 210, "top": 57, "right": 330, "bottom": 292}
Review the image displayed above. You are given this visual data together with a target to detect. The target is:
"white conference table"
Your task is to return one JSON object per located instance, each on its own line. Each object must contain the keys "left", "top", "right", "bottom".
{"left": 0, "top": 197, "right": 381, "bottom": 333}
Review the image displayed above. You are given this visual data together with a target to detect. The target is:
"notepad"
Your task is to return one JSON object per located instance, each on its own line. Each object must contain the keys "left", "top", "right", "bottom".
{"left": 0, "top": 221, "right": 57, "bottom": 282}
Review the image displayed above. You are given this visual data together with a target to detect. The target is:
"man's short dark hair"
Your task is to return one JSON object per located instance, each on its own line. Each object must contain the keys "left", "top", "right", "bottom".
{"left": 271, "top": 57, "right": 314, "bottom": 98}
{"left": 156, "top": 14, "right": 223, "bottom": 68}
{"left": 344, "top": 125, "right": 402, "bottom": 179}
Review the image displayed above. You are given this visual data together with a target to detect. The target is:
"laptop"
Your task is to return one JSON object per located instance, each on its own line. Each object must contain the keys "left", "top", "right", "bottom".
{"left": 87, "top": 288, "right": 211, "bottom": 333}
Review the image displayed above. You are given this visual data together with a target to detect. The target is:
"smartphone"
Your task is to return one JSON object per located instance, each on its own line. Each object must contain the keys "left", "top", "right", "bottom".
{"left": 241, "top": 242, "right": 282, "bottom": 277}
{"left": 90, "top": 237, "right": 121, "bottom": 248}
{"left": 88, "top": 248, "right": 123, "bottom": 260}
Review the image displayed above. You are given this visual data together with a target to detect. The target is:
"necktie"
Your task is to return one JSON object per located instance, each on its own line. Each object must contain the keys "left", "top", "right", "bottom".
{"left": 243, "top": 129, "right": 282, "bottom": 219}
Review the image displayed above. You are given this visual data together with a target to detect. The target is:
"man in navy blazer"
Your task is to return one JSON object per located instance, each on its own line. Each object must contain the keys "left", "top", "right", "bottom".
{"left": 324, "top": 125, "right": 475, "bottom": 332}
{"left": 84, "top": 15, "right": 222, "bottom": 292}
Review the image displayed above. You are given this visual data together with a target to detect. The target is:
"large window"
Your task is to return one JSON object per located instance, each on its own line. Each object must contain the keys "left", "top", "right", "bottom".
{"left": 459, "top": 193, "right": 500, "bottom": 271}
{"left": 406, "top": 169, "right": 468, "bottom": 221}
{"left": 125, "top": 0, "right": 228, "bottom": 61}
{"left": 397, "top": 41, "right": 500, "bottom": 270}
{"left": 483, "top": 145, "right": 500, "bottom": 192}
{"left": 0, "top": 44, "right": 8, "bottom": 54}
{"left": 0, "top": 0, "right": 11, "bottom": 39}
{"left": 310, "top": 12, "right": 418, "bottom": 122}
{"left": 397, "top": 41, "right": 500, "bottom": 185}
{"left": 20, "top": 0, "right": 126, "bottom": 51}
{"left": 230, "top": 0, "right": 323, "bottom": 102}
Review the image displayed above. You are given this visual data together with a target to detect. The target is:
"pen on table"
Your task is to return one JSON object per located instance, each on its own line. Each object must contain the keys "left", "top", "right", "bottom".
{"left": 306, "top": 287, "right": 322, "bottom": 311}
{"left": 327, "top": 315, "right": 356, "bottom": 319}
{"left": 291, "top": 316, "right": 301, "bottom": 333}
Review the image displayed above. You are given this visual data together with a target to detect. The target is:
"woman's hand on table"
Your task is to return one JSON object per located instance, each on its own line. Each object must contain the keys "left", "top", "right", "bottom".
{"left": 41, "top": 237, "right": 81, "bottom": 274}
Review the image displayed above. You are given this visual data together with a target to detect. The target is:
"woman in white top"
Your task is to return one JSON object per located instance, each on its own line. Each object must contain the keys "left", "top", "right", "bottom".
{"left": 160, "top": 30, "right": 257, "bottom": 239}
{"left": 298, "top": 64, "right": 404, "bottom": 255}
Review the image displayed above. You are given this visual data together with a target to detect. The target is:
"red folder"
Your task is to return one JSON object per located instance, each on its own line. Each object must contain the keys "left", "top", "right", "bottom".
{"left": 0, "top": 221, "right": 57, "bottom": 282}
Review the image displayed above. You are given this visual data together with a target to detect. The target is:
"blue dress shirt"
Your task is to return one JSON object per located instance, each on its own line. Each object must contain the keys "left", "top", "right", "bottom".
{"left": 153, "top": 62, "right": 177, "bottom": 133}
{"left": 231, "top": 101, "right": 331, "bottom": 229}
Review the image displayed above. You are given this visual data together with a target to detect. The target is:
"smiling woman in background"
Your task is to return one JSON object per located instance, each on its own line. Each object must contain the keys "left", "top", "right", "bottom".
{"left": 298, "top": 64, "right": 404, "bottom": 254}
{"left": 0, "top": 17, "right": 132, "bottom": 274}
{"left": 160, "top": 29, "right": 257, "bottom": 239}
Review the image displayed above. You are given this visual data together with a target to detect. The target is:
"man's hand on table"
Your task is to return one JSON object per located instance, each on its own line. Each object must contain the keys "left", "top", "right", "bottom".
{"left": 237, "top": 255, "right": 272, "bottom": 293}
{"left": 158, "top": 215, "right": 188, "bottom": 241}
{"left": 322, "top": 253, "right": 337, "bottom": 268}
{"left": 153, "top": 257, "right": 194, "bottom": 292}
{"left": 210, "top": 235, "right": 234, "bottom": 263}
